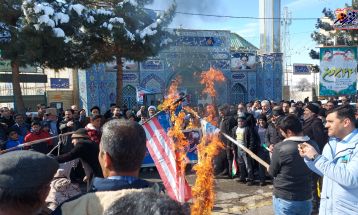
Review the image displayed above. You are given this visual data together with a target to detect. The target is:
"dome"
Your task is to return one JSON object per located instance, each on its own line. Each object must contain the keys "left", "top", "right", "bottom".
{"left": 230, "top": 33, "right": 258, "bottom": 52}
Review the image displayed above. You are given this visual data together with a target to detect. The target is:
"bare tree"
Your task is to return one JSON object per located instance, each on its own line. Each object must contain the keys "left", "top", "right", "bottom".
{"left": 295, "top": 78, "right": 312, "bottom": 92}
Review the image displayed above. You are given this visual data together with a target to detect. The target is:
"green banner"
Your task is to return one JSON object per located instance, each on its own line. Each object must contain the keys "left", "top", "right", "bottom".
{"left": 319, "top": 47, "right": 357, "bottom": 96}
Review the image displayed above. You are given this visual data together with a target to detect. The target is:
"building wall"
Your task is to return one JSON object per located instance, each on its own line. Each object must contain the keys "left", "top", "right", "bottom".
{"left": 77, "top": 29, "right": 283, "bottom": 110}
{"left": 47, "top": 90, "right": 73, "bottom": 110}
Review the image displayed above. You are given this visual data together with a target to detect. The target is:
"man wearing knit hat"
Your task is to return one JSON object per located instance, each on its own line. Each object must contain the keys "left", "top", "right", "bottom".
{"left": 303, "top": 102, "right": 328, "bottom": 214}
{"left": 0, "top": 150, "right": 58, "bottom": 215}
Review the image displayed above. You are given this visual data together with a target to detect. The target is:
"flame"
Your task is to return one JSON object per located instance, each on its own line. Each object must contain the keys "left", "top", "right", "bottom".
{"left": 200, "top": 67, "right": 226, "bottom": 98}
{"left": 184, "top": 106, "right": 225, "bottom": 214}
{"left": 205, "top": 104, "right": 218, "bottom": 127}
{"left": 160, "top": 77, "right": 190, "bottom": 202}
{"left": 161, "top": 77, "right": 182, "bottom": 112}
{"left": 167, "top": 111, "right": 189, "bottom": 177}
{"left": 191, "top": 133, "right": 224, "bottom": 215}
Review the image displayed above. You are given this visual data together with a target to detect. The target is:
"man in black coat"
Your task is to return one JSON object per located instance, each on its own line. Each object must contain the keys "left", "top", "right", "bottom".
{"left": 59, "top": 109, "right": 82, "bottom": 153}
{"left": 231, "top": 113, "right": 258, "bottom": 185}
{"left": 216, "top": 104, "right": 237, "bottom": 178}
{"left": 265, "top": 107, "right": 285, "bottom": 153}
{"left": 55, "top": 128, "right": 103, "bottom": 179}
{"left": 303, "top": 103, "right": 328, "bottom": 151}
{"left": 269, "top": 115, "right": 319, "bottom": 214}
{"left": 302, "top": 102, "right": 328, "bottom": 214}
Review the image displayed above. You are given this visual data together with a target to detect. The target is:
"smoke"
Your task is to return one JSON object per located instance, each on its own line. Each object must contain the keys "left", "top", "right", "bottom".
{"left": 149, "top": 0, "right": 229, "bottom": 28}
{"left": 176, "top": 0, "right": 225, "bottom": 14}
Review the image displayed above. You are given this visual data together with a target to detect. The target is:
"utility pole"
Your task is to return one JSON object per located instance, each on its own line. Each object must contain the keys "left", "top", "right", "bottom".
{"left": 281, "top": 7, "right": 292, "bottom": 100}
{"left": 282, "top": 7, "right": 292, "bottom": 86}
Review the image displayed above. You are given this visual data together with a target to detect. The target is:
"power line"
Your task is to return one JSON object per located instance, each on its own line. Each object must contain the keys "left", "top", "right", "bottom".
{"left": 150, "top": 9, "right": 329, "bottom": 20}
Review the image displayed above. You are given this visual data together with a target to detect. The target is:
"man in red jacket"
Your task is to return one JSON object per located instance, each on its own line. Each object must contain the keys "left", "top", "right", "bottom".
{"left": 24, "top": 121, "right": 51, "bottom": 154}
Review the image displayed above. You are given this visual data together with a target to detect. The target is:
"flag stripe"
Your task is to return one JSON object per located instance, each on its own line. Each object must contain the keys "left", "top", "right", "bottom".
{"left": 151, "top": 118, "right": 177, "bottom": 169}
{"left": 143, "top": 119, "right": 178, "bottom": 199}
{"left": 144, "top": 120, "right": 176, "bottom": 177}
{"left": 145, "top": 137, "right": 178, "bottom": 198}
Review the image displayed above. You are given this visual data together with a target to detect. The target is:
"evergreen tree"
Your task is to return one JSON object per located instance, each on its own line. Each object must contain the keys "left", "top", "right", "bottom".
{"left": 0, "top": 0, "right": 93, "bottom": 113}
{"left": 79, "top": 0, "right": 176, "bottom": 105}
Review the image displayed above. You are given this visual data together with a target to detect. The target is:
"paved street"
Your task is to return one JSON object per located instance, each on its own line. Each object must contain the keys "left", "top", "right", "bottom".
{"left": 141, "top": 169, "right": 274, "bottom": 215}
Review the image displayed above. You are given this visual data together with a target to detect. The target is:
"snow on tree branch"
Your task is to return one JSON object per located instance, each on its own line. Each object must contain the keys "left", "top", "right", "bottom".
{"left": 69, "top": 4, "right": 87, "bottom": 16}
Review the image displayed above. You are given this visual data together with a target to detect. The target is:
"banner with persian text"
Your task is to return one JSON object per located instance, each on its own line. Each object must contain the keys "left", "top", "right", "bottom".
{"left": 319, "top": 47, "right": 357, "bottom": 96}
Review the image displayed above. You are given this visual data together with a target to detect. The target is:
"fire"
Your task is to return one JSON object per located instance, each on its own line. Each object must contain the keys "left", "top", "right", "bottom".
{"left": 162, "top": 77, "right": 191, "bottom": 202}
{"left": 189, "top": 67, "right": 226, "bottom": 214}
{"left": 205, "top": 104, "right": 218, "bottom": 127}
{"left": 191, "top": 133, "right": 224, "bottom": 215}
{"left": 200, "top": 67, "right": 226, "bottom": 98}
{"left": 161, "top": 77, "right": 182, "bottom": 112}
{"left": 167, "top": 111, "right": 189, "bottom": 176}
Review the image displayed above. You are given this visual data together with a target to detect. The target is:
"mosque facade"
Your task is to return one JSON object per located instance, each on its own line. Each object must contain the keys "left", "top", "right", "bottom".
{"left": 79, "top": 29, "right": 283, "bottom": 111}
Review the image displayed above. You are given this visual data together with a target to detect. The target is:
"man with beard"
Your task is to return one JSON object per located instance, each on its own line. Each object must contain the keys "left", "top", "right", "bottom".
{"left": 265, "top": 107, "right": 285, "bottom": 154}
{"left": 216, "top": 105, "right": 237, "bottom": 178}
{"left": 303, "top": 103, "right": 328, "bottom": 214}
{"left": 59, "top": 109, "right": 82, "bottom": 153}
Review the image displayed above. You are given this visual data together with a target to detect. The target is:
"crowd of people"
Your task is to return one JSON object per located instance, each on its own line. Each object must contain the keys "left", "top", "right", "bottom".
{"left": 0, "top": 94, "right": 357, "bottom": 215}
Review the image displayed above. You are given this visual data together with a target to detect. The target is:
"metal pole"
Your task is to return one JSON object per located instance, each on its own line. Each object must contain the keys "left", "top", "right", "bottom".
{"left": 0, "top": 131, "right": 75, "bottom": 154}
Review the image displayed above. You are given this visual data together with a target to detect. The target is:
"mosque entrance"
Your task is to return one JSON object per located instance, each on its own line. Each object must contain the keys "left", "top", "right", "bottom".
{"left": 231, "top": 83, "right": 247, "bottom": 104}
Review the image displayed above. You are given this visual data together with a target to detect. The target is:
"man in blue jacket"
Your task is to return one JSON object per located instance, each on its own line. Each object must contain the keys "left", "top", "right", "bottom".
{"left": 299, "top": 105, "right": 358, "bottom": 215}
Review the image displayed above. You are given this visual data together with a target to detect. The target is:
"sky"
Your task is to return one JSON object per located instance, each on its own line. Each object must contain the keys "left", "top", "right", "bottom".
{"left": 148, "top": 0, "right": 352, "bottom": 84}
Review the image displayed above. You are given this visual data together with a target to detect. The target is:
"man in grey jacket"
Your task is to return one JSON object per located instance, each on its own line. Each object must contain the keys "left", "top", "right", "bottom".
{"left": 299, "top": 105, "right": 358, "bottom": 215}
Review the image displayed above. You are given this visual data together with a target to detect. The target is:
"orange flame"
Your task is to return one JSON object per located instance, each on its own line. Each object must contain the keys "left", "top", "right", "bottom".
{"left": 161, "top": 77, "right": 182, "bottom": 112}
{"left": 167, "top": 111, "right": 189, "bottom": 177}
{"left": 200, "top": 67, "right": 226, "bottom": 98}
{"left": 161, "top": 77, "right": 190, "bottom": 202}
{"left": 205, "top": 104, "right": 218, "bottom": 127}
{"left": 191, "top": 133, "right": 224, "bottom": 215}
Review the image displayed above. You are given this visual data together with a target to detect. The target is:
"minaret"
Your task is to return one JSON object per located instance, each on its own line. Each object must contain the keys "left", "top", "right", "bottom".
{"left": 259, "top": 0, "right": 281, "bottom": 53}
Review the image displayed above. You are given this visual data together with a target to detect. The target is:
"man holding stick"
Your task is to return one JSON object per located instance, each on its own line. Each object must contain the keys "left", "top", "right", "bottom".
{"left": 269, "top": 115, "right": 319, "bottom": 215}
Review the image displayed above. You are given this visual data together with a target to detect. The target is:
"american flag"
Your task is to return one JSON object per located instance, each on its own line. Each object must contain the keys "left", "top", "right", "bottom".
{"left": 142, "top": 117, "right": 191, "bottom": 202}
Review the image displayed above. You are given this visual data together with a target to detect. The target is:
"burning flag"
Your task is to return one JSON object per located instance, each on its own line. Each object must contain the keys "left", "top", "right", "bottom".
{"left": 190, "top": 67, "right": 226, "bottom": 215}
{"left": 142, "top": 117, "right": 191, "bottom": 202}
{"left": 191, "top": 119, "right": 224, "bottom": 215}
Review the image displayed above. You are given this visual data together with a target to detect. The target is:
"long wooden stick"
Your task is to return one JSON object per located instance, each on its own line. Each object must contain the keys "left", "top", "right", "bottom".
{"left": 221, "top": 132, "right": 270, "bottom": 169}
{"left": 184, "top": 107, "right": 270, "bottom": 169}
{"left": 0, "top": 131, "right": 75, "bottom": 154}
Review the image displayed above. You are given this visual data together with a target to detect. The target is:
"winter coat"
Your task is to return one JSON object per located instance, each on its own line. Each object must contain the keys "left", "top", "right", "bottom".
{"left": 51, "top": 189, "right": 155, "bottom": 215}
{"left": 24, "top": 130, "right": 51, "bottom": 153}
{"left": 231, "top": 126, "right": 259, "bottom": 152}
{"left": 55, "top": 139, "right": 103, "bottom": 178}
{"left": 4, "top": 136, "right": 24, "bottom": 150}
{"left": 46, "top": 169, "right": 81, "bottom": 211}
{"left": 304, "top": 129, "right": 358, "bottom": 215}
{"left": 265, "top": 121, "right": 283, "bottom": 147}
{"left": 269, "top": 136, "right": 319, "bottom": 201}
{"left": 219, "top": 115, "right": 237, "bottom": 146}
{"left": 303, "top": 115, "right": 328, "bottom": 152}
{"left": 59, "top": 120, "right": 82, "bottom": 153}
{"left": 10, "top": 123, "right": 30, "bottom": 137}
